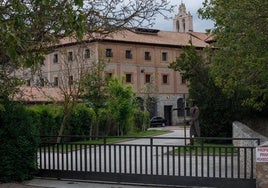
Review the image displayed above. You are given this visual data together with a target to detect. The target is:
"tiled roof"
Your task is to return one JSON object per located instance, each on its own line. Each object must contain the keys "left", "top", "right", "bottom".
{"left": 14, "top": 87, "right": 64, "bottom": 103}
{"left": 58, "top": 28, "right": 210, "bottom": 48}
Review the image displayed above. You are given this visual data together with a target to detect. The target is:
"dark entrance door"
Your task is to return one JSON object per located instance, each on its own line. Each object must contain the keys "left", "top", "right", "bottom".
{"left": 164, "top": 105, "right": 172, "bottom": 126}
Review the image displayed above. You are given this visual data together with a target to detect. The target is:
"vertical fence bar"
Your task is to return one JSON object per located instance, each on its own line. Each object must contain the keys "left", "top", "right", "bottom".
{"left": 219, "top": 147, "right": 221, "bottom": 178}
{"left": 150, "top": 138, "right": 153, "bottom": 175}
{"left": 134, "top": 145, "right": 137, "bottom": 174}
{"left": 70, "top": 144, "right": 73, "bottom": 171}
{"left": 207, "top": 146, "right": 210, "bottom": 177}
{"left": 64, "top": 144, "right": 68, "bottom": 171}
{"left": 114, "top": 145, "right": 117, "bottom": 173}
{"left": 161, "top": 146, "right": 164, "bottom": 175}
{"left": 129, "top": 145, "right": 132, "bottom": 174}
{"left": 48, "top": 144, "right": 51, "bottom": 170}
{"left": 109, "top": 145, "right": 111, "bottom": 173}
{"left": 61, "top": 143, "right": 64, "bottom": 171}
{"left": 43, "top": 144, "right": 47, "bottom": 169}
{"left": 94, "top": 145, "right": 97, "bottom": 172}
{"left": 167, "top": 146, "right": 170, "bottom": 176}
{"left": 99, "top": 144, "right": 102, "bottom": 172}
{"left": 178, "top": 146, "right": 181, "bottom": 176}
{"left": 250, "top": 147, "right": 254, "bottom": 179}
{"left": 57, "top": 144, "right": 59, "bottom": 171}
{"left": 119, "top": 145, "right": 122, "bottom": 174}
{"left": 75, "top": 144, "right": 77, "bottom": 171}
{"left": 189, "top": 146, "right": 192, "bottom": 177}
{"left": 244, "top": 148, "right": 247, "bottom": 179}
{"left": 201, "top": 145, "right": 204, "bottom": 177}
{"left": 89, "top": 145, "right": 92, "bottom": 172}
{"left": 52, "top": 145, "right": 55, "bottom": 170}
{"left": 84, "top": 144, "right": 87, "bottom": 172}
{"left": 225, "top": 147, "right": 228, "bottom": 178}
{"left": 195, "top": 146, "right": 198, "bottom": 177}
{"left": 80, "top": 144, "right": 83, "bottom": 172}
{"left": 39, "top": 145, "right": 42, "bottom": 169}
{"left": 124, "top": 145, "right": 127, "bottom": 173}
{"left": 231, "top": 147, "right": 234, "bottom": 178}
{"left": 104, "top": 139, "right": 106, "bottom": 173}
{"left": 172, "top": 146, "right": 175, "bottom": 176}
{"left": 213, "top": 147, "right": 215, "bottom": 178}
{"left": 145, "top": 145, "right": 148, "bottom": 174}
{"left": 140, "top": 146, "right": 143, "bottom": 174}
{"left": 184, "top": 145, "right": 186, "bottom": 176}
{"left": 237, "top": 147, "right": 240, "bottom": 178}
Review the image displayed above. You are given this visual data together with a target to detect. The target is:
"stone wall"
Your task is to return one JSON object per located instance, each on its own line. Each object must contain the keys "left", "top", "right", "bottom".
{"left": 233, "top": 121, "right": 268, "bottom": 188}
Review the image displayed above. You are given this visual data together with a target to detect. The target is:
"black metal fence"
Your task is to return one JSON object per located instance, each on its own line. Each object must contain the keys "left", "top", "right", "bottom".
{"left": 37, "top": 136, "right": 260, "bottom": 188}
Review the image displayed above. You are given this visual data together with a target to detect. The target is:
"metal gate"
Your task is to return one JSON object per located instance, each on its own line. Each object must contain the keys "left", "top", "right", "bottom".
{"left": 37, "top": 136, "right": 259, "bottom": 188}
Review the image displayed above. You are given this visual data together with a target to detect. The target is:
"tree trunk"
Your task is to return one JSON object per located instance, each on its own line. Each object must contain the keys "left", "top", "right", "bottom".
{"left": 56, "top": 112, "right": 68, "bottom": 143}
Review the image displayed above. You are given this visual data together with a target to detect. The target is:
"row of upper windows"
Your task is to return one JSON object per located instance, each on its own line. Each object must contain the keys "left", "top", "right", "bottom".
{"left": 51, "top": 48, "right": 169, "bottom": 63}
{"left": 52, "top": 49, "right": 91, "bottom": 63}
{"left": 106, "top": 48, "right": 168, "bottom": 61}
{"left": 26, "top": 73, "right": 186, "bottom": 87}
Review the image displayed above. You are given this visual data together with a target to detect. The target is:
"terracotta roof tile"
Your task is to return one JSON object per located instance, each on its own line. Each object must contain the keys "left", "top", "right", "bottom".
{"left": 58, "top": 29, "right": 210, "bottom": 48}
{"left": 14, "top": 87, "right": 64, "bottom": 103}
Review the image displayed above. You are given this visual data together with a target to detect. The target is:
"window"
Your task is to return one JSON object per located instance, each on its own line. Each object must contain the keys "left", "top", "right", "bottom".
{"left": 181, "top": 74, "right": 187, "bottom": 84}
{"left": 54, "top": 77, "right": 58, "bottom": 86}
{"left": 125, "top": 74, "right": 132, "bottom": 83}
{"left": 106, "top": 48, "right": 113, "bottom": 57}
{"left": 145, "top": 51, "right": 151, "bottom": 60}
{"left": 68, "top": 76, "right": 73, "bottom": 85}
{"left": 162, "top": 74, "right": 168, "bottom": 84}
{"left": 68, "top": 51, "right": 73, "bottom": 61}
{"left": 84, "top": 49, "right": 90, "bottom": 59}
{"left": 125, "top": 50, "right": 132, "bottom": 59}
{"left": 53, "top": 53, "right": 58, "bottom": 63}
{"left": 145, "top": 74, "right": 151, "bottom": 83}
{"left": 162, "top": 52, "right": 168, "bottom": 61}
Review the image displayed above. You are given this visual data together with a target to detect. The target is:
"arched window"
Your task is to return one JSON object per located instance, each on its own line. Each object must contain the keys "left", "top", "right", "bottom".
{"left": 182, "top": 19, "right": 186, "bottom": 32}
{"left": 177, "top": 20, "right": 180, "bottom": 31}
{"left": 177, "top": 98, "right": 185, "bottom": 117}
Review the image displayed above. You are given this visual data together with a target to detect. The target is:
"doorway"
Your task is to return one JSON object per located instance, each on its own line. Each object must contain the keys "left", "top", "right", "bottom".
{"left": 164, "top": 105, "right": 172, "bottom": 126}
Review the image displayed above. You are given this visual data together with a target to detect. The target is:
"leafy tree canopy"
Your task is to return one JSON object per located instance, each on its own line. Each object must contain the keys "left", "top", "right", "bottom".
{"left": 198, "top": 0, "right": 268, "bottom": 111}
{"left": 0, "top": 0, "right": 173, "bottom": 97}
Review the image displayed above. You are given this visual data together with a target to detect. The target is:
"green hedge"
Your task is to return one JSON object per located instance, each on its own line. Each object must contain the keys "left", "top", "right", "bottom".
{"left": 67, "top": 104, "right": 95, "bottom": 136}
{"left": 28, "top": 105, "right": 62, "bottom": 137}
{"left": 0, "top": 101, "right": 39, "bottom": 182}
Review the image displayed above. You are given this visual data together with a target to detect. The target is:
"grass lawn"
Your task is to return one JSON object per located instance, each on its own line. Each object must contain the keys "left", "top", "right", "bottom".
{"left": 172, "top": 142, "right": 238, "bottom": 155}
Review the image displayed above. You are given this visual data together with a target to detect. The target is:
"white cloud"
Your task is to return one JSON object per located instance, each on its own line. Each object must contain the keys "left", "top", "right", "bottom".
{"left": 152, "top": 0, "right": 214, "bottom": 32}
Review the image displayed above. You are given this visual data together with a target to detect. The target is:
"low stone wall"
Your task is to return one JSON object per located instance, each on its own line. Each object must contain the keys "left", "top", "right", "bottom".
{"left": 233, "top": 121, "right": 268, "bottom": 188}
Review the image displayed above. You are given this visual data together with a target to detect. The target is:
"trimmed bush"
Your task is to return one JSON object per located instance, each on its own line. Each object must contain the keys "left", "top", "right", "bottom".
{"left": 67, "top": 104, "right": 95, "bottom": 136}
{"left": 28, "top": 105, "right": 62, "bottom": 137}
{"left": 0, "top": 100, "right": 39, "bottom": 182}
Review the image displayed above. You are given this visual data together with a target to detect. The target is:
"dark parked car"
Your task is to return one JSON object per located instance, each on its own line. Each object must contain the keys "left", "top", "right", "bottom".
{"left": 150, "top": 116, "right": 167, "bottom": 127}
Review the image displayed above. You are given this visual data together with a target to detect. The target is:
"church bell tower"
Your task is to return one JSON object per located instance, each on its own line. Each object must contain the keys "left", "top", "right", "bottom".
{"left": 173, "top": 3, "right": 193, "bottom": 33}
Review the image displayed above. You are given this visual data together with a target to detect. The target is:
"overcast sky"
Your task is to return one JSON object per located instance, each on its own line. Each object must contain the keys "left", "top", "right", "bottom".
{"left": 152, "top": 0, "right": 214, "bottom": 32}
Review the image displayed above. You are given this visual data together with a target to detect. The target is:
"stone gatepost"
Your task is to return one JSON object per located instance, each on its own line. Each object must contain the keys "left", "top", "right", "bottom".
{"left": 256, "top": 141, "right": 268, "bottom": 188}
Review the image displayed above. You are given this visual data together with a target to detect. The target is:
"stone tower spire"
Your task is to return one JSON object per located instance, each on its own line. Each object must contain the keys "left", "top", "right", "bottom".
{"left": 173, "top": 3, "right": 193, "bottom": 32}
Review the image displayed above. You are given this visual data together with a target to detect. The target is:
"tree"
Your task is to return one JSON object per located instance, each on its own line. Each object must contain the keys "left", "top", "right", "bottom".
{"left": 52, "top": 44, "right": 91, "bottom": 143}
{"left": 198, "top": 0, "right": 268, "bottom": 111}
{"left": 104, "top": 77, "right": 137, "bottom": 136}
{"left": 169, "top": 44, "right": 241, "bottom": 137}
{"left": 82, "top": 60, "right": 109, "bottom": 137}
{"left": 1, "top": 0, "right": 173, "bottom": 98}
